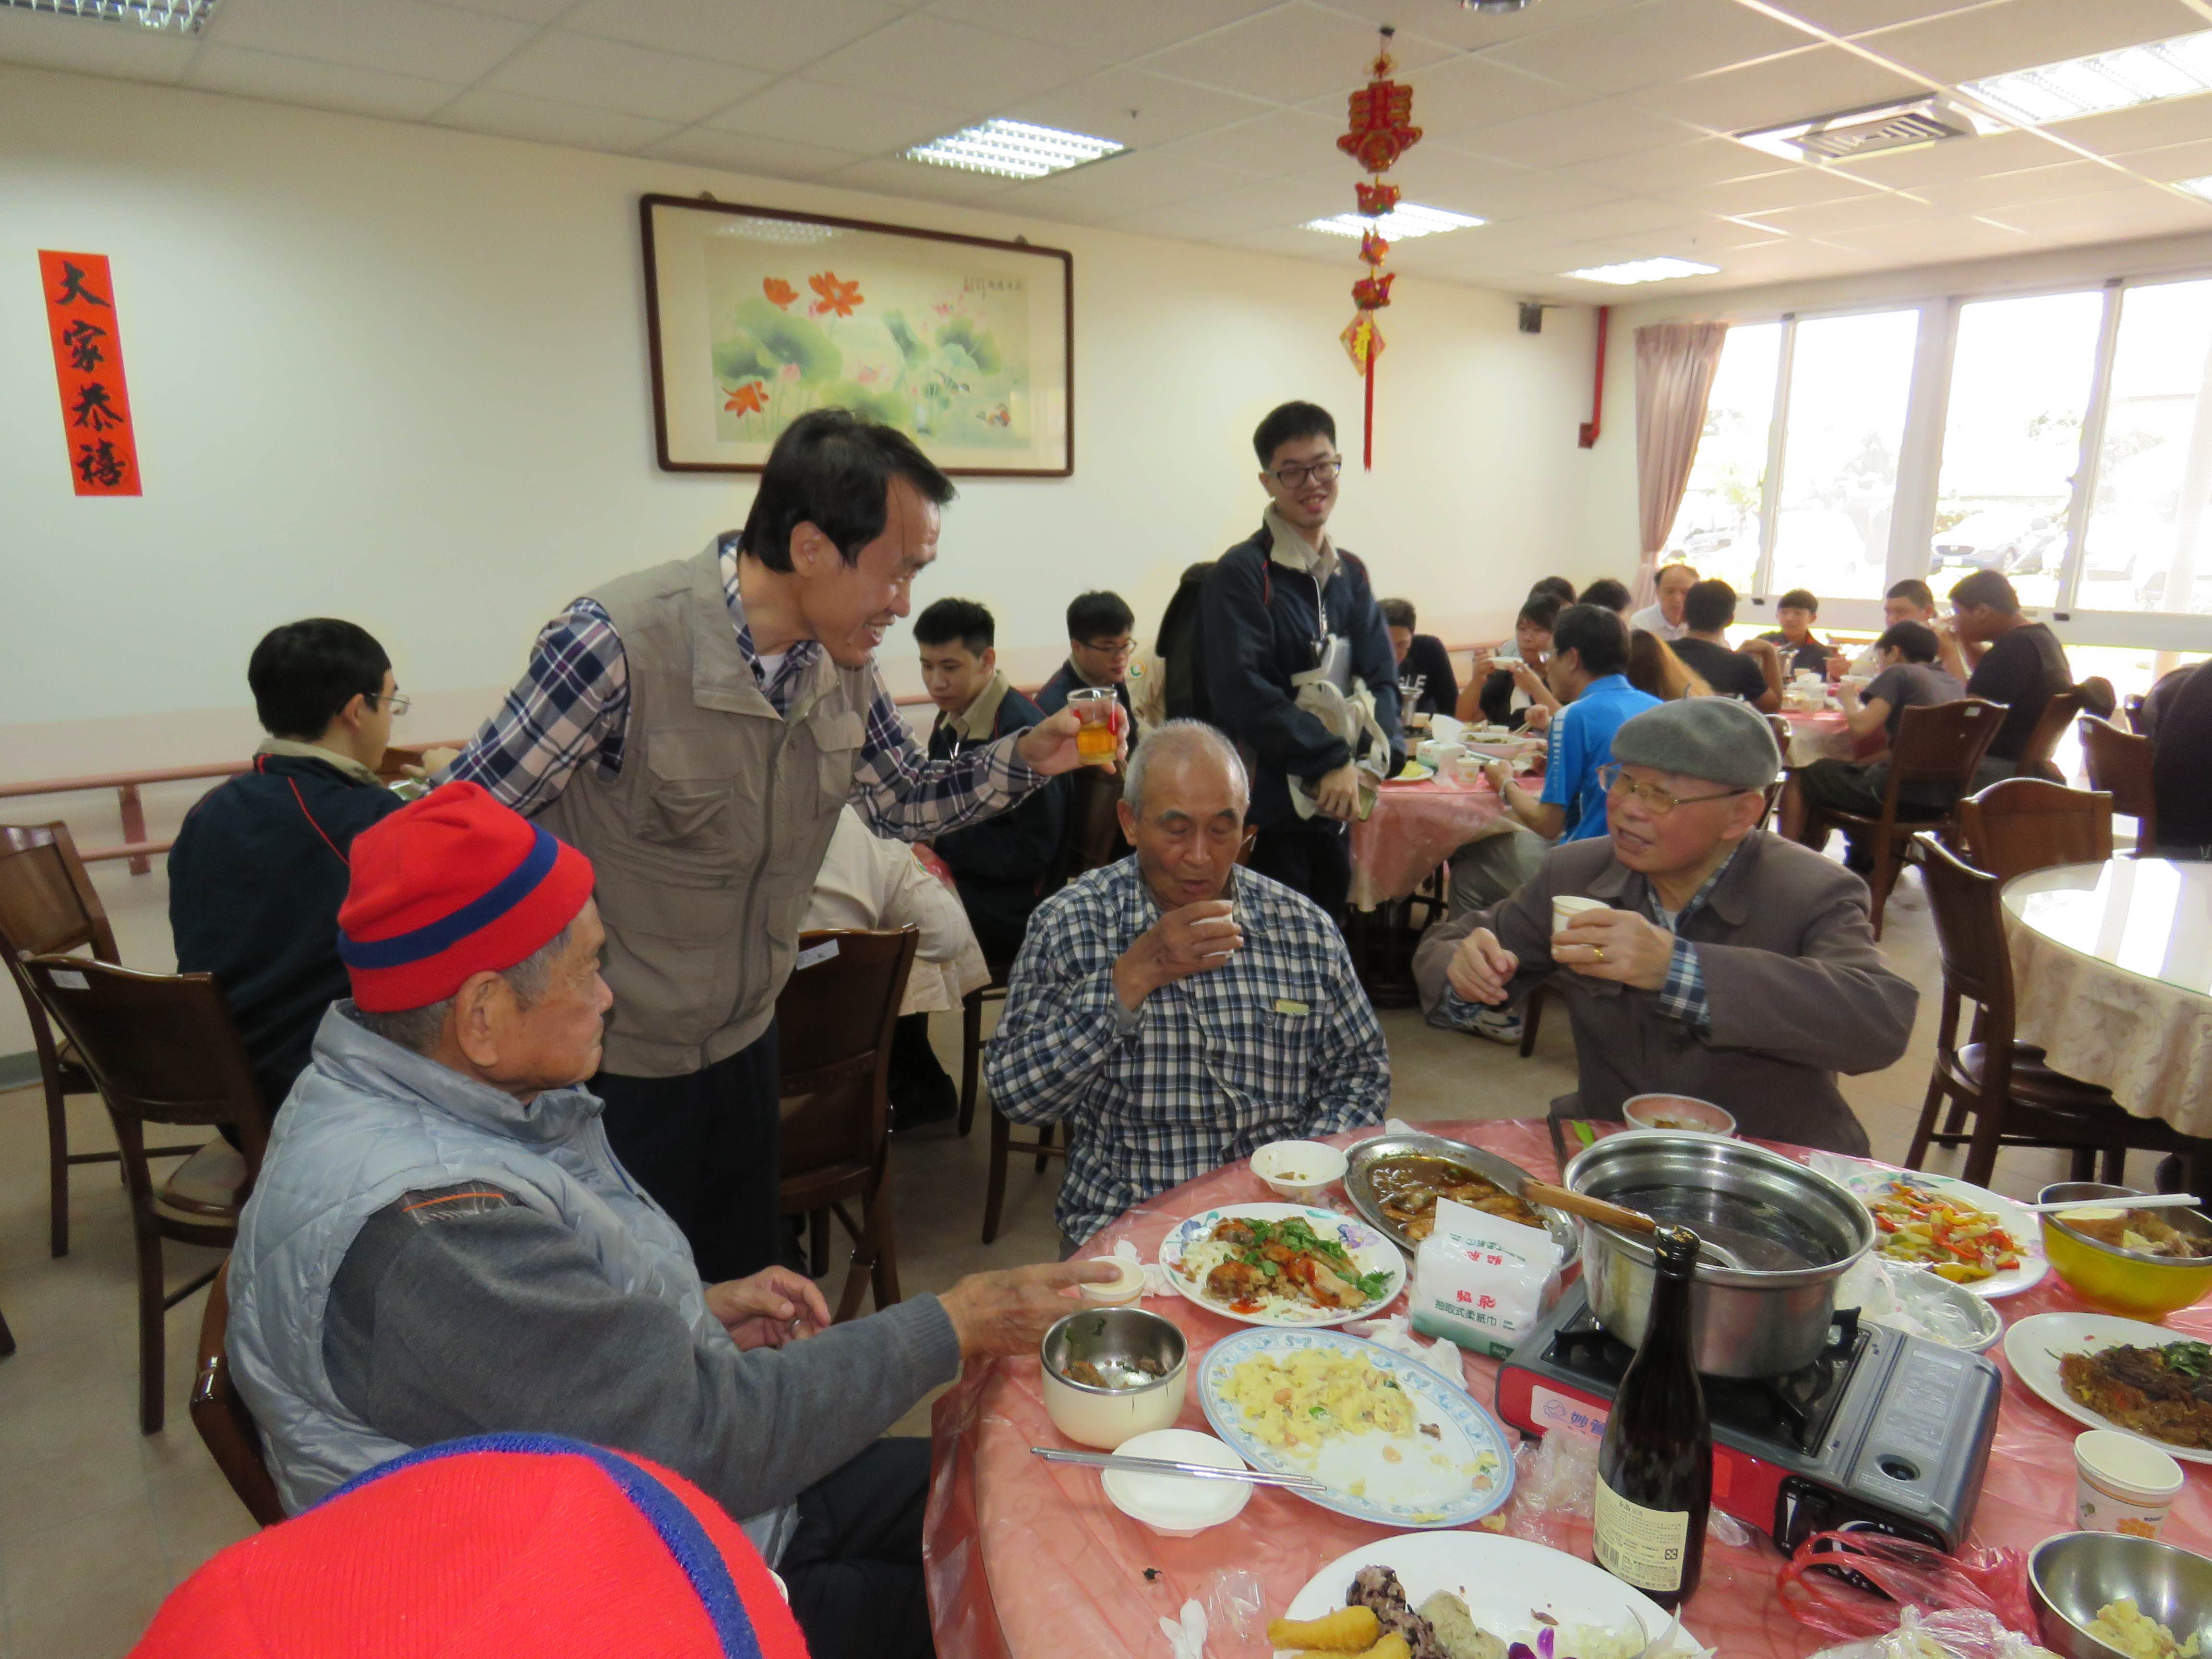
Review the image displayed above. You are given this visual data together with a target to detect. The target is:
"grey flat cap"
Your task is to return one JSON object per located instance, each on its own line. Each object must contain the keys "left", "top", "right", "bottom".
{"left": 1610, "top": 697, "right": 1779, "bottom": 790}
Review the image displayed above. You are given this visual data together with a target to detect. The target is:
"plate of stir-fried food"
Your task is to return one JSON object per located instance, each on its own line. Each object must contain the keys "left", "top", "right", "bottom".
{"left": 1159, "top": 1205, "right": 1406, "bottom": 1327}
{"left": 1827, "top": 1165, "right": 2045, "bottom": 1297}
{"left": 2004, "top": 1312, "right": 2212, "bottom": 1463}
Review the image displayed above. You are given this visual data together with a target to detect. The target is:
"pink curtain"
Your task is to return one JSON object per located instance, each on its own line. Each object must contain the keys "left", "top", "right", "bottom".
{"left": 1631, "top": 321, "right": 1730, "bottom": 606}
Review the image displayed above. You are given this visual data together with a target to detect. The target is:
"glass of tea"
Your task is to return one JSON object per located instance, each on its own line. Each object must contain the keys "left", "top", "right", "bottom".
{"left": 1067, "top": 686, "right": 1118, "bottom": 766}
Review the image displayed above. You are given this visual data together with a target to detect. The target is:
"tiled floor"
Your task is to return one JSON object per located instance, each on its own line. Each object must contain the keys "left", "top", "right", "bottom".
{"left": 0, "top": 869, "right": 2108, "bottom": 1657}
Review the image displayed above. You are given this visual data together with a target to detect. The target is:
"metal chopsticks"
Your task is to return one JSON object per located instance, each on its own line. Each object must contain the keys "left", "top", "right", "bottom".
{"left": 1029, "top": 1446, "right": 1327, "bottom": 1491}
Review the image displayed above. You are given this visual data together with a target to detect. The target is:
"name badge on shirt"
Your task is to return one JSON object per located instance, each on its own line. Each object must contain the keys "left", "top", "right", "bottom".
{"left": 1275, "top": 998, "right": 1310, "bottom": 1016}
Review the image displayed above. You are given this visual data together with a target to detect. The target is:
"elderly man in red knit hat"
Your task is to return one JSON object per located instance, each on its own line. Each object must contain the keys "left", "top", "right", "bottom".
{"left": 226, "top": 781, "right": 1111, "bottom": 1659}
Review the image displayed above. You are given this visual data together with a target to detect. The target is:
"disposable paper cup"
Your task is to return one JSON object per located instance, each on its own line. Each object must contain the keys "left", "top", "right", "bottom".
{"left": 1552, "top": 894, "right": 1609, "bottom": 938}
{"left": 1077, "top": 1255, "right": 1149, "bottom": 1307}
{"left": 2074, "top": 1429, "right": 2183, "bottom": 1538}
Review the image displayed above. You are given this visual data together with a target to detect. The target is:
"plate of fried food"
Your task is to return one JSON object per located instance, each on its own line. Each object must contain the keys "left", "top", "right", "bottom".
{"left": 2004, "top": 1311, "right": 2212, "bottom": 1464}
{"left": 1823, "top": 1162, "right": 2046, "bottom": 1298}
{"left": 1267, "top": 1533, "right": 1707, "bottom": 1659}
{"left": 1199, "top": 1328, "right": 1513, "bottom": 1528}
{"left": 1158, "top": 1205, "right": 1406, "bottom": 1328}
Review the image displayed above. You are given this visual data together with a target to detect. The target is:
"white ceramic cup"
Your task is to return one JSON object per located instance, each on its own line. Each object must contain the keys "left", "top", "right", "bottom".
{"left": 2074, "top": 1429, "right": 2183, "bottom": 1538}
{"left": 1077, "top": 1255, "right": 1149, "bottom": 1307}
{"left": 1552, "top": 894, "right": 1609, "bottom": 938}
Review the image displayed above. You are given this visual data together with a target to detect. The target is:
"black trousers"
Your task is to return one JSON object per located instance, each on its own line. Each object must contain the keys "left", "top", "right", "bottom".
{"left": 594, "top": 1023, "right": 782, "bottom": 1284}
{"left": 782, "top": 1438, "right": 934, "bottom": 1659}
{"left": 1249, "top": 820, "right": 1351, "bottom": 920}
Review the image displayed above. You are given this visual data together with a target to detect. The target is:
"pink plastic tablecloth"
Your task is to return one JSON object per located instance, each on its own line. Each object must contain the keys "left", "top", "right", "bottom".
{"left": 1348, "top": 776, "right": 1509, "bottom": 911}
{"left": 926, "top": 1119, "right": 2212, "bottom": 1659}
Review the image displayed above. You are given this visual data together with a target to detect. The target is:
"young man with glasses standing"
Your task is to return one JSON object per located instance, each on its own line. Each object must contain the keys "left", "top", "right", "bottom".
{"left": 1194, "top": 401, "right": 1402, "bottom": 919}
{"left": 1414, "top": 697, "right": 1913, "bottom": 1154}
{"left": 169, "top": 619, "right": 412, "bottom": 1120}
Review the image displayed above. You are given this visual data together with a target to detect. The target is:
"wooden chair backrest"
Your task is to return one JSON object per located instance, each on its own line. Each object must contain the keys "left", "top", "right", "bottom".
{"left": 2018, "top": 686, "right": 2090, "bottom": 778}
{"left": 20, "top": 956, "right": 270, "bottom": 1181}
{"left": 2124, "top": 693, "right": 2148, "bottom": 735}
{"left": 2077, "top": 716, "right": 2157, "bottom": 840}
{"left": 1913, "top": 832, "right": 2014, "bottom": 1035}
{"left": 1887, "top": 698, "right": 2007, "bottom": 789}
{"left": 191, "top": 1259, "right": 286, "bottom": 1527}
{"left": 1236, "top": 825, "right": 1258, "bottom": 866}
{"left": 1057, "top": 766, "right": 1127, "bottom": 887}
{"left": 0, "top": 822, "right": 118, "bottom": 961}
{"left": 1957, "top": 779, "right": 2114, "bottom": 883}
{"left": 774, "top": 928, "right": 918, "bottom": 1183}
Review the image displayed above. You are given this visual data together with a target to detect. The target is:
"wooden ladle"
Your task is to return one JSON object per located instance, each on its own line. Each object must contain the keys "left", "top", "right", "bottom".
{"left": 1523, "top": 1179, "right": 1659, "bottom": 1235}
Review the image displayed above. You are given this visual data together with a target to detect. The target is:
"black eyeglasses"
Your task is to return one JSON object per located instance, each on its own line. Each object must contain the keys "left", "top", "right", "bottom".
{"left": 1597, "top": 764, "right": 1747, "bottom": 816}
{"left": 1270, "top": 458, "right": 1343, "bottom": 488}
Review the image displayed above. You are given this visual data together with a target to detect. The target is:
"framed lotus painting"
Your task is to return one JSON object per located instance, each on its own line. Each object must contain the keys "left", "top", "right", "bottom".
{"left": 640, "top": 195, "right": 1073, "bottom": 476}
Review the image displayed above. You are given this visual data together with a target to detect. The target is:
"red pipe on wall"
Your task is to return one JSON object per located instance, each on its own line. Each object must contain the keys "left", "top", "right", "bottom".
{"left": 1579, "top": 304, "right": 1609, "bottom": 449}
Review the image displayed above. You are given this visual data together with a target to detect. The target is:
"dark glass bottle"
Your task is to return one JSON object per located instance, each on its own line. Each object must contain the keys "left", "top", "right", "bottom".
{"left": 1592, "top": 1225, "right": 1711, "bottom": 1612}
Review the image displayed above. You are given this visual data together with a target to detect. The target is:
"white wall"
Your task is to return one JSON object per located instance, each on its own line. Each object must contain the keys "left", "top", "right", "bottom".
{"left": 0, "top": 63, "right": 1612, "bottom": 1056}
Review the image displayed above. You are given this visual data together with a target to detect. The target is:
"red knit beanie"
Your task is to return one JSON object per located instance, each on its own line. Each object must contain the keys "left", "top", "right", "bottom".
{"left": 130, "top": 1435, "right": 811, "bottom": 1659}
{"left": 337, "top": 781, "right": 595, "bottom": 1012}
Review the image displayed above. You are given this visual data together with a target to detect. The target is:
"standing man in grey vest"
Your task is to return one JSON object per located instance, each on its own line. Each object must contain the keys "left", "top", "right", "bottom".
{"left": 445, "top": 410, "right": 1115, "bottom": 1279}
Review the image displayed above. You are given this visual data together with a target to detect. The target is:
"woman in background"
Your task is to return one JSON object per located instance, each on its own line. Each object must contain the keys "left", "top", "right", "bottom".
{"left": 1626, "top": 626, "right": 1711, "bottom": 701}
{"left": 1459, "top": 594, "right": 1561, "bottom": 730}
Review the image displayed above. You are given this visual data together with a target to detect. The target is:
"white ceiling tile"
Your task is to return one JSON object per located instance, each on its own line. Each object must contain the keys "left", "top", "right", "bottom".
{"left": 1138, "top": 1, "right": 1454, "bottom": 108}
{"left": 1911, "top": 158, "right": 2153, "bottom": 211}
{"left": 1817, "top": 217, "right": 2033, "bottom": 258}
{"left": 1762, "top": 0, "right": 1983, "bottom": 33}
{"left": 1627, "top": 215, "right": 1801, "bottom": 256}
{"left": 1980, "top": 185, "right": 2211, "bottom": 235}
{"left": 484, "top": 32, "right": 771, "bottom": 122}
{"left": 433, "top": 88, "right": 683, "bottom": 152}
{"left": 1669, "top": 162, "right": 1882, "bottom": 213}
{"left": 922, "top": 0, "right": 1274, "bottom": 60}
{"left": 0, "top": 6, "right": 197, "bottom": 80}
{"left": 559, "top": 0, "right": 903, "bottom": 75}
{"left": 2117, "top": 137, "right": 2212, "bottom": 182}
{"left": 1739, "top": 191, "right": 1945, "bottom": 233}
{"left": 1824, "top": 125, "right": 2072, "bottom": 184}
{"left": 1479, "top": 0, "right": 1818, "bottom": 99}
{"left": 1514, "top": 195, "right": 1709, "bottom": 241}
{"left": 1097, "top": 192, "right": 1301, "bottom": 240}
{"left": 1319, "top": 0, "right": 1647, "bottom": 53}
{"left": 1563, "top": 137, "right": 1784, "bottom": 192}
{"left": 203, "top": 0, "right": 535, "bottom": 81}
{"left": 1368, "top": 54, "right": 1587, "bottom": 143}
{"left": 2045, "top": 94, "right": 2212, "bottom": 159}
{"left": 184, "top": 43, "right": 463, "bottom": 117}
{"left": 1398, "top": 155, "right": 1630, "bottom": 219}
{"left": 1855, "top": 0, "right": 2203, "bottom": 87}
{"left": 999, "top": 65, "right": 1274, "bottom": 149}
{"left": 1160, "top": 172, "right": 1364, "bottom": 230}
{"left": 644, "top": 129, "right": 868, "bottom": 178}
{"left": 1208, "top": 223, "right": 1355, "bottom": 261}
{"left": 704, "top": 78, "right": 972, "bottom": 152}
{"left": 821, "top": 155, "right": 1023, "bottom": 202}
{"left": 1154, "top": 107, "right": 1343, "bottom": 175}
{"left": 997, "top": 149, "right": 1258, "bottom": 212}
{"left": 1452, "top": 98, "right": 1707, "bottom": 168}
{"left": 802, "top": 12, "right": 1101, "bottom": 108}
{"left": 1626, "top": 44, "right": 1928, "bottom": 134}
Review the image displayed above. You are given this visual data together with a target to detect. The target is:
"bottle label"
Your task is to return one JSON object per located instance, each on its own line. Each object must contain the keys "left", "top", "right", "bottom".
{"left": 1593, "top": 1479, "right": 1688, "bottom": 1593}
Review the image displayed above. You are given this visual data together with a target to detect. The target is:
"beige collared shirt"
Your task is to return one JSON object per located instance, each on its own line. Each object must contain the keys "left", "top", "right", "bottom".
{"left": 255, "top": 736, "right": 386, "bottom": 787}
{"left": 1263, "top": 505, "right": 1338, "bottom": 589}
{"left": 936, "top": 671, "right": 1015, "bottom": 745}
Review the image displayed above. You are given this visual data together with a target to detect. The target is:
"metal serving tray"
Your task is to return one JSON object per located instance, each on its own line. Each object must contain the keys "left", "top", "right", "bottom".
{"left": 1344, "top": 1131, "right": 1580, "bottom": 1270}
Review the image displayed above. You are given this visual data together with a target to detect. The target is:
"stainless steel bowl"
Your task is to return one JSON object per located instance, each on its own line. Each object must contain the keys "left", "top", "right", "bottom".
{"left": 1344, "top": 1131, "right": 1579, "bottom": 1270}
{"left": 1564, "top": 1134, "right": 1874, "bottom": 1378}
{"left": 1039, "top": 1307, "right": 1190, "bottom": 1449}
{"left": 2031, "top": 1532, "right": 2212, "bottom": 1659}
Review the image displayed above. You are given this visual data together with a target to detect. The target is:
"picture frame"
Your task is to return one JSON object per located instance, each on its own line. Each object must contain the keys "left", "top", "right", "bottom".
{"left": 640, "top": 193, "right": 1074, "bottom": 477}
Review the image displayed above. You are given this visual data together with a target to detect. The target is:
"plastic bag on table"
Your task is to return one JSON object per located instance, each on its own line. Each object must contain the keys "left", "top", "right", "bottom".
{"left": 1203, "top": 1570, "right": 1268, "bottom": 1659}
{"left": 1779, "top": 1529, "right": 2036, "bottom": 1644}
{"left": 1345, "top": 1313, "right": 1464, "bottom": 1384}
{"left": 1504, "top": 1432, "right": 1750, "bottom": 1552}
{"left": 1799, "top": 1606, "right": 2060, "bottom": 1659}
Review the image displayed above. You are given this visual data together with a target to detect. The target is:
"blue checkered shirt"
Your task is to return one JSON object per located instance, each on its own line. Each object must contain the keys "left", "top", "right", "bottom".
{"left": 1440, "top": 852, "right": 1737, "bottom": 1033}
{"left": 984, "top": 860, "right": 1390, "bottom": 1245}
{"left": 443, "top": 538, "right": 1044, "bottom": 836}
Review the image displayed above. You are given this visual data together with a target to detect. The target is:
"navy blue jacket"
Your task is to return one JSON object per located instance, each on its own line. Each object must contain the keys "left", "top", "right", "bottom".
{"left": 168, "top": 753, "right": 405, "bottom": 1116}
{"left": 927, "top": 685, "right": 1066, "bottom": 964}
{"left": 1195, "top": 525, "right": 1404, "bottom": 830}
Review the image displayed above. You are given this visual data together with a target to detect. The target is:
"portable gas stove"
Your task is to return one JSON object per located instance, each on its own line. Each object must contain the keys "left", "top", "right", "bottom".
{"left": 1496, "top": 1285, "right": 2002, "bottom": 1551}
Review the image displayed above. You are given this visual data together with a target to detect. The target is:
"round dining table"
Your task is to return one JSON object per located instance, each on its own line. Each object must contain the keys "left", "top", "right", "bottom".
{"left": 1776, "top": 708, "right": 1861, "bottom": 769}
{"left": 1348, "top": 773, "right": 1508, "bottom": 911}
{"left": 2006, "top": 858, "right": 2212, "bottom": 1136}
{"left": 924, "top": 1118, "right": 2212, "bottom": 1659}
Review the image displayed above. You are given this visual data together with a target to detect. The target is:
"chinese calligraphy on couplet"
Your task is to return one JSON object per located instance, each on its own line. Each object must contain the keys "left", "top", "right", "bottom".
{"left": 39, "top": 251, "right": 141, "bottom": 497}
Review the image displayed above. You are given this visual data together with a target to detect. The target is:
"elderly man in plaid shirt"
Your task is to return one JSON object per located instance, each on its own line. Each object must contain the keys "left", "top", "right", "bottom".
{"left": 985, "top": 721, "right": 1388, "bottom": 1250}
{"left": 441, "top": 410, "right": 1118, "bottom": 1280}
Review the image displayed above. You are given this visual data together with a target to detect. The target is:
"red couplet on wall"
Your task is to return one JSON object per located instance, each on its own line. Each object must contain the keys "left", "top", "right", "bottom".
{"left": 38, "top": 250, "right": 142, "bottom": 497}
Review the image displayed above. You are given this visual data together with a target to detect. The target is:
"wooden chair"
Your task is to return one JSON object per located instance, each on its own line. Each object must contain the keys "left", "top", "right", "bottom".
{"left": 191, "top": 1258, "right": 285, "bottom": 1527}
{"left": 20, "top": 955, "right": 268, "bottom": 1432}
{"left": 1802, "top": 698, "right": 2006, "bottom": 938}
{"left": 1955, "top": 779, "right": 2113, "bottom": 883}
{"left": 775, "top": 927, "right": 917, "bottom": 1323}
{"left": 1904, "top": 835, "right": 2212, "bottom": 1190}
{"left": 2017, "top": 686, "right": 2091, "bottom": 782}
{"left": 2078, "top": 716, "right": 2158, "bottom": 851}
{"left": 2124, "top": 693, "right": 2149, "bottom": 735}
{"left": 0, "top": 822, "right": 198, "bottom": 1257}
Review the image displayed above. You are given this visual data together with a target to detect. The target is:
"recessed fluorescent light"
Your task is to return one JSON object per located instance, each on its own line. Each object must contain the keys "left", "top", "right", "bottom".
{"left": 1, "top": 0, "right": 216, "bottom": 28}
{"left": 2177, "top": 176, "right": 2212, "bottom": 203}
{"left": 1961, "top": 28, "right": 2212, "bottom": 127}
{"left": 902, "top": 119, "right": 1126, "bottom": 180}
{"left": 1563, "top": 257, "right": 1720, "bottom": 285}
{"left": 1304, "top": 204, "right": 1485, "bottom": 239}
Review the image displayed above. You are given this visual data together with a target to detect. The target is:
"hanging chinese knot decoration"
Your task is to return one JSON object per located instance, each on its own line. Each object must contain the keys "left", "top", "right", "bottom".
{"left": 1336, "top": 27, "right": 1420, "bottom": 469}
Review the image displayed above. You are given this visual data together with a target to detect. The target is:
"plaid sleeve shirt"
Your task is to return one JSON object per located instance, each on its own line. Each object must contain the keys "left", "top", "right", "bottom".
{"left": 443, "top": 538, "right": 1046, "bottom": 835}
{"left": 983, "top": 861, "right": 1390, "bottom": 1245}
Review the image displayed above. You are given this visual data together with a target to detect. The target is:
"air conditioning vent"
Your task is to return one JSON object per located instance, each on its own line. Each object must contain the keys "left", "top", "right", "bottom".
{"left": 1738, "top": 96, "right": 1985, "bottom": 165}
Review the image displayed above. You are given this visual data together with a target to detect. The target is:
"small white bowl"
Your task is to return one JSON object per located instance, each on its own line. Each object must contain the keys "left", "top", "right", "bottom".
{"left": 1250, "top": 1139, "right": 1348, "bottom": 1201}
{"left": 1101, "top": 1429, "right": 1253, "bottom": 1537}
{"left": 1622, "top": 1094, "right": 1737, "bottom": 1137}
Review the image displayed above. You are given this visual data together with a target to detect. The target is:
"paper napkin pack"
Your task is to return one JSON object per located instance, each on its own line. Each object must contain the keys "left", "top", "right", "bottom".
{"left": 1409, "top": 1198, "right": 1564, "bottom": 1358}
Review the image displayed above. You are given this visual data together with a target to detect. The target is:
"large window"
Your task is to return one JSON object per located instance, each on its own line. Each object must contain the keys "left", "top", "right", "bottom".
{"left": 1769, "top": 311, "right": 1920, "bottom": 601}
{"left": 2083, "top": 278, "right": 2212, "bottom": 618}
{"left": 1661, "top": 324, "right": 1779, "bottom": 595}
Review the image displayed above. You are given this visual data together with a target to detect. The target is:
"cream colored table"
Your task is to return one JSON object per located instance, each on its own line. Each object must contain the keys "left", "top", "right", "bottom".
{"left": 2004, "top": 858, "right": 2212, "bottom": 1135}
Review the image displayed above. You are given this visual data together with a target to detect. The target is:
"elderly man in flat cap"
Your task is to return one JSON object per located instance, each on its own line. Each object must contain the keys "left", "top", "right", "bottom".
{"left": 1413, "top": 698, "right": 1915, "bottom": 1154}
